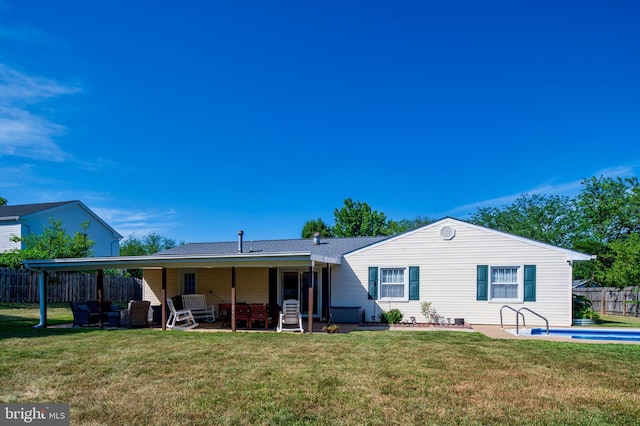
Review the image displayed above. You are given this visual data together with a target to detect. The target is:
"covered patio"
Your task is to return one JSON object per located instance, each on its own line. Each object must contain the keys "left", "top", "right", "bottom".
{"left": 22, "top": 232, "right": 359, "bottom": 333}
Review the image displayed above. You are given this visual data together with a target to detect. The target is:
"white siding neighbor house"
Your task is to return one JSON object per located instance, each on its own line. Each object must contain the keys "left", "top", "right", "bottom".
{"left": 24, "top": 217, "right": 593, "bottom": 329}
{"left": 0, "top": 201, "right": 122, "bottom": 256}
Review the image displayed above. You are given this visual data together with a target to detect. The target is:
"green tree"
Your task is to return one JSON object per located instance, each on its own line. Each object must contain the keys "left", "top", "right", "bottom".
{"left": 470, "top": 193, "right": 577, "bottom": 247}
{"left": 120, "top": 233, "right": 177, "bottom": 256}
{"left": 0, "top": 197, "right": 7, "bottom": 206}
{"left": 301, "top": 218, "right": 332, "bottom": 238}
{"left": 0, "top": 219, "right": 94, "bottom": 268}
{"left": 607, "top": 233, "right": 640, "bottom": 288}
{"left": 119, "top": 233, "right": 178, "bottom": 278}
{"left": 574, "top": 176, "right": 640, "bottom": 243}
{"left": 388, "top": 215, "right": 433, "bottom": 234}
{"left": 332, "top": 198, "right": 392, "bottom": 237}
{"left": 572, "top": 176, "right": 640, "bottom": 286}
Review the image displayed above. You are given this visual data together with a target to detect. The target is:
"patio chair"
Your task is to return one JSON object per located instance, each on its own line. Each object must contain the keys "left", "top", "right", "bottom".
{"left": 235, "top": 303, "right": 250, "bottom": 329}
{"left": 218, "top": 303, "right": 231, "bottom": 328}
{"left": 277, "top": 299, "right": 304, "bottom": 333}
{"left": 166, "top": 298, "right": 198, "bottom": 330}
{"left": 69, "top": 301, "right": 100, "bottom": 327}
{"left": 127, "top": 300, "right": 151, "bottom": 328}
{"left": 249, "top": 303, "right": 269, "bottom": 330}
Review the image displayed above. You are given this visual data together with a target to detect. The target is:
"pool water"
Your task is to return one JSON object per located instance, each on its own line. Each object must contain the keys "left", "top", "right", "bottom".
{"left": 526, "top": 328, "right": 640, "bottom": 342}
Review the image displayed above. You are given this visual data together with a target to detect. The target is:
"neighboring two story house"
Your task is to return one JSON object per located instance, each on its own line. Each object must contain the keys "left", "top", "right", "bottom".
{"left": 0, "top": 200, "right": 122, "bottom": 256}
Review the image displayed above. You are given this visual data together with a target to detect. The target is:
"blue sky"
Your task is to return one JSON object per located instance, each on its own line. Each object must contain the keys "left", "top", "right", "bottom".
{"left": 1, "top": 1, "right": 638, "bottom": 244}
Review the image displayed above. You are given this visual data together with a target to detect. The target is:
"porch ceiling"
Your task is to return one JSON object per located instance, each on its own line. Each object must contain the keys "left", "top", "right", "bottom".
{"left": 23, "top": 252, "right": 339, "bottom": 272}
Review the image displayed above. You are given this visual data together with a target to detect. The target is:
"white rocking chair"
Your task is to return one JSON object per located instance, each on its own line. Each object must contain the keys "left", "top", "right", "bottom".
{"left": 166, "top": 298, "right": 198, "bottom": 330}
{"left": 277, "top": 299, "right": 304, "bottom": 333}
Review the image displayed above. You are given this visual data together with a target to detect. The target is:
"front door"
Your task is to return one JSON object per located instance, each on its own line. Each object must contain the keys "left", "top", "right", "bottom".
{"left": 280, "top": 270, "right": 321, "bottom": 318}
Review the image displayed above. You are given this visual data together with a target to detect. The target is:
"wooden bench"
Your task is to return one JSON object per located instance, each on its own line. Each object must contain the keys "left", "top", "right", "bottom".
{"left": 181, "top": 294, "right": 215, "bottom": 322}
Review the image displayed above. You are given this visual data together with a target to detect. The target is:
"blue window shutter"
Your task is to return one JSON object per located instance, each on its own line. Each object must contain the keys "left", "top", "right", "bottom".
{"left": 524, "top": 265, "right": 536, "bottom": 301}
{"left": 368, "top": 267, "right": 378, "bottom": 300}
{"left": 477, "top": 265, "right": 488, "bottom": 301}
{"left": 409, "top": 266, "right": 419, "bottom": 300}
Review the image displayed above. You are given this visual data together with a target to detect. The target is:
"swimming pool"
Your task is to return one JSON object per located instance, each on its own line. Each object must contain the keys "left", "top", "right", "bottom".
{"left": 512, "top": 328, "right": 640, "bottom": 342}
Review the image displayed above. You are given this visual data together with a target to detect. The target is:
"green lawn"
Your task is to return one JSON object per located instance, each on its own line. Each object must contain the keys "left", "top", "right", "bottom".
{"left": 595, "top": 314, "right": 640, "bottom": 328}
{"left": 1, "top": 305, "right": 640, "bottom": 425}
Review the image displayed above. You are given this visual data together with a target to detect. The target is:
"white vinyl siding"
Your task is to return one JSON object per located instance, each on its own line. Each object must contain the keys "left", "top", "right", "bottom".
{"left": 335, "top": 218, "right": 576, "bottom": 326}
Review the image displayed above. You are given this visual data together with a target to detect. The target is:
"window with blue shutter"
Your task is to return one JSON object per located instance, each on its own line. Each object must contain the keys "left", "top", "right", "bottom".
{"left": 409, "top": 266, "right": 419, "bottom": 300}
{"left": 523, "top": 265, "right": 536, "bottom": 301}
{"left": 477, "top": 265, "right": 488, "bottom": 301}
{"left": 368, "top": 267, "right": 378, "bottom": 300}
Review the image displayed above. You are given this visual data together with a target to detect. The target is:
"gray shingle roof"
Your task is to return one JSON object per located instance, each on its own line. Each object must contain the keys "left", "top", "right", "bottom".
{"left": 158, "top": 236, "right": 388, "bottom": 259}
{"left": 0, "top": 201, "right": 75, "bottom": 219}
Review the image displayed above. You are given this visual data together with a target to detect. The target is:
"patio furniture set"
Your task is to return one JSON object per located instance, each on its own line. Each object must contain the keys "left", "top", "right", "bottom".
{"left": 69, "top": 294, "right": 304, "bottom": 332}
{"left": 69, "top": 300, "right": 151, "bottom": 328}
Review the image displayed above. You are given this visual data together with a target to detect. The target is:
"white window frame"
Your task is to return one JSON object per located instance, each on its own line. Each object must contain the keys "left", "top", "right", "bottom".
{"left": 489, "top": 265, "right": 523, "bottom": 303}
{"left": 181, "top": 270, "right": 198, "bottom": 295}
{"left": 378, "top": 267, "right": 409, "bottom": 302}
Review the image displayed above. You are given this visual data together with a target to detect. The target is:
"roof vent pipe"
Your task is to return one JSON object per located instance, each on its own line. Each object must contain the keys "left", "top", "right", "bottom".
{"left": 313, "top": 232, "right": 321, "bottom": 246}
{"left": 238, "top": 230, "right": 244, "bottom": 253}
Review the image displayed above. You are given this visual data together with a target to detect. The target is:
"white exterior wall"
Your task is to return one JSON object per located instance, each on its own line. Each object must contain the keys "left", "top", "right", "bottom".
{"left": 0, "top": 222, "right": 22, "bottom": 252}
{"left": 332, "top": 218, "right": 576, "bottom": 326}
{"left": 22, "top": 203, "right": 120, "bottom": 256}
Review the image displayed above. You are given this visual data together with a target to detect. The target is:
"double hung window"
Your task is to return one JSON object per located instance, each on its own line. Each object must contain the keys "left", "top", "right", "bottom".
{"left": 490, "top": 266, "right": 520, "bottom": 301}
{"left": 477, "top": 264, "right": 536, "bottom": 302}
{"left": 380, "top": 268, "right": 408, "bottom": 301}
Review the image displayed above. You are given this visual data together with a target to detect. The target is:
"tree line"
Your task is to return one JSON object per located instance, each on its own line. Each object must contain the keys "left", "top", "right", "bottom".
{"left": 301, "top": 176, "right": 640, "bottom": 288}
{"left": 3, "top": 175, "right": 639, "bottom": 288}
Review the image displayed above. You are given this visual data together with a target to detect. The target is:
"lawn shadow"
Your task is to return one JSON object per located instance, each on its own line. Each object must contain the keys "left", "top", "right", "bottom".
{"left": 0, "top": 320, "right": 132, "bottom": 340}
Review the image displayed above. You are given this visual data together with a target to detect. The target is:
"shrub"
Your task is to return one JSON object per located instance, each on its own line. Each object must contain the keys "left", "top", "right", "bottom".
{"left": 421, "top": 301, "right": 444, "bottom": 324}
{"left": 576, "top": 308, "right": 600, "bottom": 320}
{"left": 573, "top": 294, "right": 600, "bottom": 320}
{"left": 322, "top": 324, "right": 339, "bottom": 333}
{"left": 380, "top": 309, "right": 403, "bottom": 324}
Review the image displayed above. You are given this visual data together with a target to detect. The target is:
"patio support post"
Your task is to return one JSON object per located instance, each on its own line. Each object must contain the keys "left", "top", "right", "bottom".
{"left": 231, "top": 266, "right": 237, "bottom": 332}
{"left": 327, "top": 264, "right": 331, "bottom": 324}
{"left": 308, "top": 265, "right": 313, "bottom": 334}
{"left": 162, "top": 268, "right": 167, "bottom": 330}
{"left": 35, "top": 271, "right": 48, "bottom": 328}
{"left": 97, "top": 269, "right": 104, "bottom": 329}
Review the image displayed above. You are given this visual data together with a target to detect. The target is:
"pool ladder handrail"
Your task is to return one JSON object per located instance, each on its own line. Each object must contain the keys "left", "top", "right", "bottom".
{"left": 517, "top": 307, "right": 549, "bottom": 335}
{"left": 500, "top": 305, "right": 526, "bottom": 329}
{"left": 500, "top": 305, "right": 549, "bottom": 336}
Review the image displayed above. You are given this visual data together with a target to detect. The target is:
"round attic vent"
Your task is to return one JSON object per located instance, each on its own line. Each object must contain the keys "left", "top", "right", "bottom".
{"left": 440, "top": 226, "right": 455, "bottom": 240}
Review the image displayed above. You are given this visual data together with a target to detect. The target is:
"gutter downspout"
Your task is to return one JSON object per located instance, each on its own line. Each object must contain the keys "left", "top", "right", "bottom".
{"left": 24, "top": 264, "right": 47, "bottom": 328}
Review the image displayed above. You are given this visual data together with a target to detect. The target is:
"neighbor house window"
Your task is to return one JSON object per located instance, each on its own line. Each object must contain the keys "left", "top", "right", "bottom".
{"left": 380, "top": 268, "right": 408, "bottom": 301}
{"left": 490, "top": 266, "right": 520, "bottom": 300}
{"left": 183, "top": 271, "right": 196, "bottom": 294}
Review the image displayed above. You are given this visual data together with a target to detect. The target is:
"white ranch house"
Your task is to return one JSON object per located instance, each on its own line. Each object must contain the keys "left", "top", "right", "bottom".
{"left": 25, "top": 218, "right": 593, "bottom": 329}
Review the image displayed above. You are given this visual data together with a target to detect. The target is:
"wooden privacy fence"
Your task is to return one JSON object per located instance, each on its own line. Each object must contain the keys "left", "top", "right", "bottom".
{"left": 0, "top": 268, "right": 142, "bottom": 303}
{"left": 573, "top": 286, "right": 640, "bottom": 317}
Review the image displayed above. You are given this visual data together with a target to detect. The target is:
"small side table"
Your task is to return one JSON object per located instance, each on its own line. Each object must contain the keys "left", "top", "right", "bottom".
{"left": 106, "top": 311, "right": 121, "bottom": 327}
{"left": 120, "top": 310, "right": 130, "bottom": 327}
{"left": 151, "top": 305, "right": 163, "bottom": 326}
